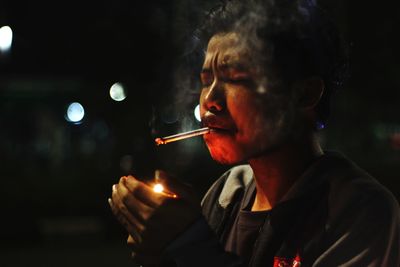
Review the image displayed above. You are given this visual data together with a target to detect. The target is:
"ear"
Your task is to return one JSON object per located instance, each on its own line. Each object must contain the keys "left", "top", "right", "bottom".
{"left": 293, "top": 77, "right": 325, "bottom": 109}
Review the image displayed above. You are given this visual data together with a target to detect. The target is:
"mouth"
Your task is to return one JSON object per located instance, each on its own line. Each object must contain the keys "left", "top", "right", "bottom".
{"left": 203, "top": 123, "right": 236, "bottom": 135}
{"left": 208, "top": 126, "right": 232, "bottom": 133}
{"left": 202, "top": 115, "right": 237, "bottom": 135}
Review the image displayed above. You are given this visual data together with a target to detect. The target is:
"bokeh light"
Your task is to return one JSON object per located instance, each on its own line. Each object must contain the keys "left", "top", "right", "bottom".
{"left": 65, "top": 102, "right": 85, "bottom": 123}
{"left": 109, "top": 82, "right": 127, "bottom": 101}
{"left": 0, "top": 26, "right": 13, "bottom": 52}
{"left": 194, "top": 104, "right": 201, "bottom": 122}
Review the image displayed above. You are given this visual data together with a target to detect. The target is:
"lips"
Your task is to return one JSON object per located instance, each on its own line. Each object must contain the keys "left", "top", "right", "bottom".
{"left": 208, "top": 127, "right": 232, "bottom": 136}
{"left": 202, "top": 115, "right": 236, "bottom": 133}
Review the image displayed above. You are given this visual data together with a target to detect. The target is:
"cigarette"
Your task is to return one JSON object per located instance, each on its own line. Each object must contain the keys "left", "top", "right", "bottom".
{"left": 155, "top": 127, "right": 210, "bottom": 145}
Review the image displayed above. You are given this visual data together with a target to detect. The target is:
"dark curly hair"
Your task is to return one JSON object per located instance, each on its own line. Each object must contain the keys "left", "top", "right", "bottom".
{"left": 195, "top": 0, "right": 349, "bottom": 128}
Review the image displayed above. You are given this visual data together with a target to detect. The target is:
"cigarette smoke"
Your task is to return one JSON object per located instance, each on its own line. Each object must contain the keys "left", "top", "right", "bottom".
{"left": 152, "top": 0, "right": 348, "bottom": 153}
{"left": 167, "top": 0, "right": 300, "bottom": 142}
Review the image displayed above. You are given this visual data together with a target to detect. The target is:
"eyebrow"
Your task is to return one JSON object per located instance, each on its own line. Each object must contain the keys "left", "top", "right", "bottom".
{"left": 201, "top": 62, "right": 249, "bottom": 74}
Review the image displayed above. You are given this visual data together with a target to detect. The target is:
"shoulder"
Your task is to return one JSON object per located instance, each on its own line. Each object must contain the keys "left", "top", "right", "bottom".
{"left": 323, "top": 151, "right": 399, "bottom": 233}
{"left": 312, "top": 152, "right": 400, "bottom": 266}
{"left": 201, "top": 164, "right": 254, "bottom": 209}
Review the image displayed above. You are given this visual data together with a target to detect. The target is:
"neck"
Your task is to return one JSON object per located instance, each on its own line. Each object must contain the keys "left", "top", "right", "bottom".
{"left": 248, "top": 133, "right": 323, "bottom": 211}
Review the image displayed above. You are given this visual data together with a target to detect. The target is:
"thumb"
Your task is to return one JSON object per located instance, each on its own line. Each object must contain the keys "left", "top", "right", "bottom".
{"left": 154, "top": 170, "right": 199, "bottom": 203}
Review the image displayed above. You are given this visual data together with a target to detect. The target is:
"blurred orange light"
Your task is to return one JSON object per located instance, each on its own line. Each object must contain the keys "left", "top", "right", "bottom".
{"left": 153, "top": 183, "right": 164, "bottom": 193}
{"left": 152, "top": 183, "right": 177, "bottom": 198}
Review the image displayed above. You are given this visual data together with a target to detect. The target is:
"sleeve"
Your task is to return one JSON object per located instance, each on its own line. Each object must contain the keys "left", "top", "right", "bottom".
{"left": 312, "top": 189, "right": 400, "bottom": 267}
{"left": 164, "top": 217, "right": 245, "bottom": 267}
{"left": 163, "top": 165, "right": 252, "bottom": 267}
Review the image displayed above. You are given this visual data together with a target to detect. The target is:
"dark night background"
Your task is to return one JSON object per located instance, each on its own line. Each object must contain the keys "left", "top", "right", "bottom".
{"left": 0, "top": 0, "right": 399, "bottom": 266}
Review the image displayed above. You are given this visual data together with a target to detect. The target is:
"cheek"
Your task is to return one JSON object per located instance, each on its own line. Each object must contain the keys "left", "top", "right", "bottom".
{"left": 227, "top": 91, "right": 266, "bottom": 130}
{"left": 199, "top": 90, "right": 207, "bottom": 116}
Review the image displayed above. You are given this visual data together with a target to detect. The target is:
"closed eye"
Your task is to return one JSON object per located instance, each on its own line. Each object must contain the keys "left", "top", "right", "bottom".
{"left": 200, "top": 70, "right": 214, "bottom": 87}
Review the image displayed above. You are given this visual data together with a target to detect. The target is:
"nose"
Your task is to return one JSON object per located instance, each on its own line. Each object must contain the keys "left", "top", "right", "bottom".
{"left": 201, "top": 80, "right": 225, "bottom": 114}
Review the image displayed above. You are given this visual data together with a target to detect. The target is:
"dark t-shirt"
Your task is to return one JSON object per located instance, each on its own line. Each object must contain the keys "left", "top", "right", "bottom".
{"left": 224, "top": 181, "right": 270, "bottom": 263}
{"left": 166, "top": 152, "right": 400, "bottom": 267}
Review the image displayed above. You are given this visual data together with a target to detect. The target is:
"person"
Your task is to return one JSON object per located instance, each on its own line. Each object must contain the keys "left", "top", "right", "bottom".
{"left": 109, "top": 0, "right": 400, "bottom": 266}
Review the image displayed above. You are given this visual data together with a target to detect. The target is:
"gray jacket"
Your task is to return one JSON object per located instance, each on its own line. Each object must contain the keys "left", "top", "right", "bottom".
{"left": 165, "top": 151, "right": 400, "bottom": 266}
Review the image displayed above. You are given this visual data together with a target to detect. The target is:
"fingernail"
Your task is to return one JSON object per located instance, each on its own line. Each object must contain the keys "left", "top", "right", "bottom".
{"left": 112, "top": 184, "right": 117, "bottom": 191}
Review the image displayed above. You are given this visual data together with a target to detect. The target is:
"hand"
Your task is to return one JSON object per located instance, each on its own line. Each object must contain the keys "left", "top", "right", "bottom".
{"left": 109, "top": 170, "right": 201, "bottom": 265}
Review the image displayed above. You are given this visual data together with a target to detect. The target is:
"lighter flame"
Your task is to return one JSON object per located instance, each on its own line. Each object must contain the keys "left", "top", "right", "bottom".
{"left": 153, "top": 183, "right": 164, "bottom": 193}
{"left": 152, "top": 183, "right": 178, "bottom": 198}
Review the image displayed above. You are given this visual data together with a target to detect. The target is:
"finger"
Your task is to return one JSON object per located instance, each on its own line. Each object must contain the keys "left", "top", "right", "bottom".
{"left": 127, "top": 234, "right": 141, "bottom": 252}
{"left": 111, "top": 206, "right": 142, "bottom": 244}
{"left": 123, "top": 175, "right": 167, "bottom": 208}
{"left": 111, "top": 185, "right": 145, "bottom": 240}
{"left": 128, "top": 235, "right": 162, "bottom": 265}
{"left": 109, "top": 198, "right": 141, "bottom": 241}
{"left": 116, "top": 180, "right": 154, "bottom": 223}
{"left": 108, "top": 197, "right": 118, "bottom": 216}
{"left": 121, "top": 216, "right": 142, "bottom": 244}
{"left": 112, "top": 185, "right": 142, "bottom": 227}
{"left": 112, "top": 184, "right": 126, "bottom": 212}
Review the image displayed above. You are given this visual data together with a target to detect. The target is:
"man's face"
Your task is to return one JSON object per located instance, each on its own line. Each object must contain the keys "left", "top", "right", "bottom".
{"left": 200, "top": 32, "right": 297, "bottom": 164}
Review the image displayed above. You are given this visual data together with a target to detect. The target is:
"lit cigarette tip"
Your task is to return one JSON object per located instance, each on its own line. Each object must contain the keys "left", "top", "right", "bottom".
{"left": 155, "top": 138, "right": 165, "bottom": 146}
{"left": 155, "top": 127, "right": 210, "bottom": 146}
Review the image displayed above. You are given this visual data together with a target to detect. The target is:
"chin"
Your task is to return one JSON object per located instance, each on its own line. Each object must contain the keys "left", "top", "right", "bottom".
{"left": 205, "top": 139, "right": 248, "bottom": 165}
{"left": 205, "top": 133, "right": 284, "bottom": 165}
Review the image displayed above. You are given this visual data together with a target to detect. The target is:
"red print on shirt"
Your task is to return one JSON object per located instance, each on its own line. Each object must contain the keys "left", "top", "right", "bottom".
{"left": 273, "top": 253, "right": 301, "bottom": 267}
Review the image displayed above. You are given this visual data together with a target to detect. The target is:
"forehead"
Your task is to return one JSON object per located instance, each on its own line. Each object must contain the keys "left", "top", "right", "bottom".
{"left": 207, "top": 32, "right": 241, "bottom": 53}
{"left": 204, "top": 32, "right": 252, "bottom": 67}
